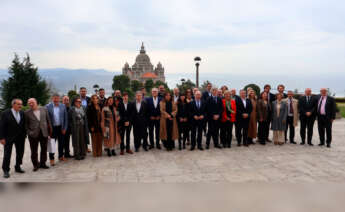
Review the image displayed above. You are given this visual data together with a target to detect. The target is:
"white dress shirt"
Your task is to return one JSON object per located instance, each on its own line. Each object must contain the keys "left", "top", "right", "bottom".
{"left": 242, "top": 98, "right": 247, "bottom": 108}
{"left": 11, "top": 108, "right": 21, "bottom": 124}
{"left": 153, "top": 97, "right": 158, "bottom": 108}
{"left": 33, "top": 108, "right": 40, "bottom": 121}
{"left": 53, "top": 105, "right": 61, "bottom": 126}
{"left": 136, "top": 101, "right": 141, "bottom": 112}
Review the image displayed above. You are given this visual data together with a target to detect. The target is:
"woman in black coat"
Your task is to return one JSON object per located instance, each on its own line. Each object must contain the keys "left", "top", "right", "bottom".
{"left": 176, "top": 93, "right": 189, "bottom": 150}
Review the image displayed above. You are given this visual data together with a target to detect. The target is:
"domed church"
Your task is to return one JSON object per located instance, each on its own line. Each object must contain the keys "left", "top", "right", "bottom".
{"left": 122, "top": 43, "right": 165, "bottom": 83}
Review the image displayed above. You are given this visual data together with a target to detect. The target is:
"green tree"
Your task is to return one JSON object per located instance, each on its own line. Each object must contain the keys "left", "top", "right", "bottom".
{"left": 154, "top": 80, "right": 169, "bottom": 89}
{"left": 145, "top": 79, "right": 154, "bottom": 94}
{"left": 67, "top": 90, "right": 78, "bottom": 101}
{"left": 131, "top": 80, "right": 143, "bottom": 93}
{"left": 176, "top": 79, "right": 195, "bottom": 93}
{"left": 112, "top": 74, "right": 131, "bottom": 92}
{"left": 244, "top": 84, "right": 261, "bottom": 97}
{"left": 1, "top": 54, "right": 50, "bottom": 108}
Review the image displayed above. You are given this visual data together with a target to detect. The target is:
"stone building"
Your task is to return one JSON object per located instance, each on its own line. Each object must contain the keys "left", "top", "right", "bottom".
{"left": 122, "top": 43, "right": 165, "bottom": 83}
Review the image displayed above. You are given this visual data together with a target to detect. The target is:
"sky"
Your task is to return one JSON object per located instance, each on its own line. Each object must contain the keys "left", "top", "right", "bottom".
{"left": 0, "top": 0, "right": 345, "bottom": 76}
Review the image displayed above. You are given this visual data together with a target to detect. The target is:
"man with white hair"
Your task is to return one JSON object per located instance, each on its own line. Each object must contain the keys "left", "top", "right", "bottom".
{"left": 189, "top": 91, "right": 206, "bottom": 151}
{"left": 317, "top": 88, "right": 336, "bottom": 148}
{"left": 25, "top": 98, "right": 52, "bottom": 171}
{"left": 298, "top": 88, "right": 317, "bottom": 145}
{"left": 0, "top": 99, "right": 26, "bottom": 178}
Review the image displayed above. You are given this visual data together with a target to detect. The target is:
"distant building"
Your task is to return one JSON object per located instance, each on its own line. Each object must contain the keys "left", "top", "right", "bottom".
{"left": 122, "top": 43, "right": 165, "bottom": 83}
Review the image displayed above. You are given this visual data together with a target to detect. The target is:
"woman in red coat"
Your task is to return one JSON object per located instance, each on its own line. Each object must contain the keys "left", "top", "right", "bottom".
{"left": 220, "top": 90, "right": 237, "bottom": 148}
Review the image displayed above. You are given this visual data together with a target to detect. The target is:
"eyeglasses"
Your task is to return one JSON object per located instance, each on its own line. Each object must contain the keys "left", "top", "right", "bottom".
{"left": 76, "top": 101, "right": 82, "bottom": 103}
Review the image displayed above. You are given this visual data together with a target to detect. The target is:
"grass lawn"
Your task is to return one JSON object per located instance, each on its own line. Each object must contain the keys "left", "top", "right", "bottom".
{"left": 337, "top": 103, "right": 345, "bottom": 118}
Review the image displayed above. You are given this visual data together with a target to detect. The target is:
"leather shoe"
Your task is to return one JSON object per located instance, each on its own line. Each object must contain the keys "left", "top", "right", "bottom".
{"left": 290, "top": 141, "right": 297, "bottom": 144}
{"left": 198, "top": 147, "right": 204, "bottom": 151}
{"left": 40, "top": 164, "right": 50, "bottom": 169}
{"left": 33, "top": 166, "right": 39, "bottom": 172}
{"left": 143, "top": 147, "right": 149, "bottom": 151}
{"left": 190, "top": 147, "right": 195, "bottom": 151}
{"left": 120, "top": 150, "right": 124, "bottom": 155}
{"left": 318, "top": 143, "right": 325, "bottom": 146}
{"left": 126, "top": 149, "right": 134, "bottom": 154}
{"left": 15, "top": 167, "right": 25, "bottom": 174}
{"left": 215, "top": 145, "right": 222, "bottom": 149}
{"left": 205, "top": 145, "right": 210, "bottom": 150}
{"left": 3, "top": 171, "right": 10, "bottom": 178}
{"left": 50, "top": 160, "right": 55, "bottom": 166}
{"left": 327, "top": 143, "right": 331, "bottom": 148}
{"left": 157, "top": 145, "right": 161, "bottom": 150}
{"left": 308, "top": 143, "right": 314, "bottom": 146}
{"left": 300, "top": 142, "right": 305, "bottom": 145}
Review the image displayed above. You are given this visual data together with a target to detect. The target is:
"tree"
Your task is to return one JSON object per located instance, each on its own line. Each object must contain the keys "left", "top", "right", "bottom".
{"left": 176, "top": 79, "right": 195, "bottom": 93}
{"left": 145, "top": 79, "right": 154, "bottom": 94}
{"left": 244, "top": 84, "right": 261, "bottom": 97}
{"left": 131, "top": 80, "right": 143, "bottom": 93}
{"left": 1, "top": 54, "right": 50, "bottom": 108}
{"left": 112, "top": 74, "right": 130, "bottom": 92}
{"left": 67, "top": 90, "right": 78, "bottom": 101}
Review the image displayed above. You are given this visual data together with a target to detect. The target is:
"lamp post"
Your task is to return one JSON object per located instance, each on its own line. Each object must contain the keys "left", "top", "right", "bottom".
{"left": 194, "top": 56, "right": 201, "bottom": 88}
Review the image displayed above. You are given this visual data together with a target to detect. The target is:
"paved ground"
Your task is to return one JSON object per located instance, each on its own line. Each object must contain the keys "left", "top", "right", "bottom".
{"left": 1, "top": 119, "right": 345, "bottom": 182}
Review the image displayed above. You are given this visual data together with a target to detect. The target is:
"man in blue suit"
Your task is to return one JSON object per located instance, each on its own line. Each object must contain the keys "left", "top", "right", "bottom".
{"left": 46, "top": 93, "right": 68, "bottom": 165}
{"left": 146, "top": 88, "right": 162, "bottom": 149}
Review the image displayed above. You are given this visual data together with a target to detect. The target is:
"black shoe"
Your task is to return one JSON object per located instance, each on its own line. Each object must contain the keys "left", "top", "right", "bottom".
{"left": 3, "top": 171, "right": 10, "bottom": 178}
{"left": 190, "top": 147, "right": 195, "bottom": 151}
{"left": 215, "top": 145, "right": 222, "bottom": 149}
{"left": 75, "top": 156, "right": 81, "bottom": 160}
{"left": 135, "top": 149, "right": 139, "bottom": 152}
{"left": 111, "top": 150, "right": 116, "bottom": 156}
{"left": 318, "top": 143, "right": 325, "bottom": 146}
{"left": 80, "top": 156, "right": 85, "bottom": 160}
{"left": 40, "top": 164, "right": 50, "bottom": 169}
{"left": 143, "top": 147, "right": 149, "bottom": 151}
{"left": 65, "top": 154, "right": 73, "bottom": 158}
{"left": 308, "top": 142, "right": 314, "bottom": 146}
{"left": 198, "top": 147, "right": 204, "bottom": 151}
{"left": 149, "top": 145, "right": 154, "bottom": 150}
{"left": 237, "top": 143, "right": 241, "bottom": 147}
{"left": 106, "top": 149, "right": 112, "bottom": 157}
{"left": 15, "top": 167, "right": 25, "bottom": 174}
{"left": 206, "top": 145, "right": 210, "bottom": 150}
{"left": 290, "top": 141, "right": 297, "bottom": 144}
{"left": 157, "top": 145, "right": 161, "bottom": 150}
{"left": 327, "top": 143, "right": 331, "bottom": 148}
{"left": 300, "top": 142, "right": 305, "bottom": 145}
{"left": 33, "top": 166, "right": 39, "bottom": 172}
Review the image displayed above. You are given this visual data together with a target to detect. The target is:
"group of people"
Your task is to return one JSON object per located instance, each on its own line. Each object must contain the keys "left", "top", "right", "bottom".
{"left": 0, "top": 83, "right": 337, "bottom": 179}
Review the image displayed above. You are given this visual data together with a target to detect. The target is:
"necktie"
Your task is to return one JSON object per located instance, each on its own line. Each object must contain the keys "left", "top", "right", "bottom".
{"left": 290, "top": 100, "right": 294, "bottom": 114}
{"left": 318, "top": 97, "right": 324, "bottom": 113}
{"left": 16, "top": 112, "right": 20, "bottom": 123}
{"left": 197, "top": 101, "right": 200, "bottom": 109}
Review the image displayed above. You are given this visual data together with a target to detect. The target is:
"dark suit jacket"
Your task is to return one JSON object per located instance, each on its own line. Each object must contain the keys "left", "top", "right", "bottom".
{"left": 118, "top": 101, "right": 134, "bottom": 126}
{"left": 202, "top": 90, "right": 212, "bottom": 102}
{"left": 189, "top": 100, "right": 207, "bottom": 124}
{"left": 146, "top": 96, "right": 162, "bottom": 117}
{"left": 131, "top": 101, "right": 148, "bottom": 128}
{"left": 268, "top": 92, "right": 276, "bottom": 103}
{"left": 236, "top": 98, "right": 253, "bottom": 124}
{"left": 316, "top": 95, "right": 336, "bottom": 120}
{"left": 298, "top": 95, "right": 317, "bottom": 118}
{"left": 177, "top": 102, "right": 189, "bottom": 119}
{"left": 205, "top": 96, "right": 223, "bottom": 121}
{"left": 0, "top": 109, "right": 26, "bottom": 142}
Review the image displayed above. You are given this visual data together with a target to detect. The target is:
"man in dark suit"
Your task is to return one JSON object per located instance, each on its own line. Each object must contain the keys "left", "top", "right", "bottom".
{"left": 131, "top": 91, "right": 149, "bottom": 152}
{"left": 202, "top": 82, "right": 212, "bottom": 102}
{"left": 98, "top": 88, "right": 107, "bottom": 109}
{"left": 0, "top": 99, "right": 26, "bottom": 178}
{"left": 79, "top": 87, "right": 91, "bottom": 109}
{"left": 119, "top": 92, "right": 134, "bottom": 155}
{"left": 25, "top": 98, "right": 52, "bottom": 171}
{"left": 317, "top": 88, "right": 336, "bottom": 148}
{"left": 146, "top": 88, "right": 162, "bottom": 149}
{"left": 277, "top": 84, "right": 288, "bottom": 99}
{"left": 263, "top": 84, "right": 276, "bottom": 103}
{"left": 236, "top": 90, "right": 253, "bottom": 147}
{"left": 189, "top": 91, "right": 206, "bottom": 151}
{"left": 205, "top": 88, "right": 223, "bottom": 149}
{"left": 298, "top": 88, "right": 317, "bottom": 145}
{"left": 62, "top": 95, "right": 73, "bottom": 158}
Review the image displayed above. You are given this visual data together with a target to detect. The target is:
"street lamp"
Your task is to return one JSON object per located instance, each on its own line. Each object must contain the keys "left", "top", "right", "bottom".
{"left": 194, "top": 56, "right": 201, "bottom": 88}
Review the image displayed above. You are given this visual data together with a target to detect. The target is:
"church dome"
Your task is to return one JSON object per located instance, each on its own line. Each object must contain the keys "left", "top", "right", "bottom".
{"left": 135, "top": 42, "right": 151, "bottom": 64}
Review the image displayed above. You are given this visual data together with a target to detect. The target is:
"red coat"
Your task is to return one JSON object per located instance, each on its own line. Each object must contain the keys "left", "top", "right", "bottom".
{"left": 221, "top": 99, "right": 236, "bottom": 122}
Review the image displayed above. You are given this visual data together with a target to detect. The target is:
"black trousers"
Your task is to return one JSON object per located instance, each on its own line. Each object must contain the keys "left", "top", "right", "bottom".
{"left": 206, "top": 119, "right": 220, "bottom": 146}
{"left": 234, "top": 120, "right": 241, "bottom": 143}
{"left": 285, "top": 116, "right": 295, "bottom": 142}
{"left": 64, "top": 128, "right": 71, "bottom": 157}
{"left": 300, "top": 116, "right": 316, "bottom": 143}
{"left": 237, "top": 120, "right": 249, "bottom": 145}
{"left": 148, "top": 119, "right": 160, "bottom": 147}
{"left": 177, "top": 120, "right": 188, "bottom": 145}
{"left": 2, "top": 137, "right": 25, "bottom": 172}
{"left": 317, "top": 115, "right": 333, "bottom": 144}
{"left": 164, "top": 119, "right": 174, "bottom": 150}
{"left": 28, "top": 131, "right": 48, "bottom": 168}
{"left": 49, "top": 125, "right": 65, "bottom": 160}
{"left": 133, "top": 125, "right": 148, "bottom": 150}
{"left": 191, "top": 121, "right": 204, "bottom": 148}
{"left": 220, "top": 121, "right": 233, "bottom": 147}
{"left": 120, "top": 125, "right": 132, "bottom": 151}
{"left": 258, "top": 120, "right": 270, "bottom": 143}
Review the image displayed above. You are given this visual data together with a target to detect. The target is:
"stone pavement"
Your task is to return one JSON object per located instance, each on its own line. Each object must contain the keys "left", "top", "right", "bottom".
{"left": 1, "top": 119, "right": 345, "bottom": 183}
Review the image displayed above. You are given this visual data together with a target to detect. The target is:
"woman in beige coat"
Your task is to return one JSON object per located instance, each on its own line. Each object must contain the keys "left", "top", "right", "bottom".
{"left": 160, "top": 92, "right": 179, "bottom": 151}
{"left": 101, "top": 97, "right": 121, "bottom": 157}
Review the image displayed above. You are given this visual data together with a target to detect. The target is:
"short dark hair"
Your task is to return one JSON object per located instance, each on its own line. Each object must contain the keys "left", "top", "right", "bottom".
{"left": 122, "top": 92, "right": 128, "bottom": 97}
{"left": 264, "top": 84, "right": 271, "bottom": 89}
{"left": 99, "top": 88, "right": 105, "bottom": 91}
{"left": 277, "top": 84, "right": 285, "bottom": 90}
{"left": 80, "top": 87, "right": 86, "bottom": 90}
